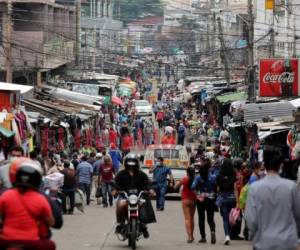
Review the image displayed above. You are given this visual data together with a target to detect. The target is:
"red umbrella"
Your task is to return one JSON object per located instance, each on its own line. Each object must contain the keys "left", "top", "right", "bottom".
{"left": 112, "top": 96, "right": 124, "bottom": 106}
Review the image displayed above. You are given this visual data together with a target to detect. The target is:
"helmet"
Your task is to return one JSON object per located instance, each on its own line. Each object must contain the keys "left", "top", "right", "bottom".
{"left": 14, "top": 159, "right": 43, "bottom": 189}
{"left": 124, "top": 153, "right": 140, "bottom": 171}
{"left": 9, "top": 157, "right": 32, "bottom": 185}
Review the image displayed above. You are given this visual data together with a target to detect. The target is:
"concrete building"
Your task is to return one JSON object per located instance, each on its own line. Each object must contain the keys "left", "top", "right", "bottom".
{"left": 254, "top": 0, "right": 300, "bottom": 60}
{"left": 163, "top": 0, "right": 192, "bottom": 27}
{"left": 126, "top": 16, "right": 164, "bottom": 54}
{"left": 81, "top": 0, "right": 123, "bottom": 68}
{"left": 0, "top": 0, "right": 75, "bottom": 83}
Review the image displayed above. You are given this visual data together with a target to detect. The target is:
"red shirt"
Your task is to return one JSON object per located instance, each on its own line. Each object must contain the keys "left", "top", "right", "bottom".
{"left": 109, "top": 129, "right": 117, "bottom": 144}
{"left": 181, "top": 177, "right": 196, "bottom": 201}
{"left": 157, "top": 111, "right": 164, "bottom": 121}
{"left": 161, "top": 135, "right": 176, "bottom": 145}
{"left": 99, "top": 163, "right": 115, "bottom": 183}
{"left": 122, "top": 135, "right": 133, "bottom": 151}
{"left": 0, "top": 189, "right": 52, "bottom": 240}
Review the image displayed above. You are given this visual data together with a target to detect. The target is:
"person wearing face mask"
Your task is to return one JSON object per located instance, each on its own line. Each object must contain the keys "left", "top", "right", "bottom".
{"left": 0, "top": 146, "right": 24, "bottom": 190}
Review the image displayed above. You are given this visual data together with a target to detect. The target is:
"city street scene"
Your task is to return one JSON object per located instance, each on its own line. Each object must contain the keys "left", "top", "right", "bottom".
{"left": 0, "top": 0, "right": 300, "bottom": 250}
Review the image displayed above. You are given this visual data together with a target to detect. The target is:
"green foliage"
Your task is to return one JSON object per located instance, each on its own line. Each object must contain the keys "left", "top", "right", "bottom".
{"left": 115, "top": 0, "right": 164, "bottom": 23}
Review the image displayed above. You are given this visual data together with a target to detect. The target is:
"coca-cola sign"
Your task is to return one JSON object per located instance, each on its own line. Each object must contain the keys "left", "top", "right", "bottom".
{"left": 259, "top": 58, "right": 300, "bottom": 97}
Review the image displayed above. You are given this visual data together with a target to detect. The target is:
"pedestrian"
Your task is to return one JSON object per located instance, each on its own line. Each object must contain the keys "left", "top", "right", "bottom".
{"left": 192, "top": 159, "right": 218, "bottom": 244}
{"left": 175, "top": 167, "right": 197, "bottom": 243}
{"left": 177, "top": 122, "right": 186, "bottom": 145}
{"left": 92, "top": 152, "right": 103, "bottom": 204}
{"left": 71, "top": 153, "right": 80, "bottom": 170}
{"left": 161, "top": 133, "right": 176, "bottom": 145}
{"left": 61, "top": 160, "right": 76, "bottom": 214}
{"left": 150, "top": 157, "right": 174, "bottom": 211}
{"left": 76, "top": 155, "right": 93, "bottom": 205}
{"left": 0, "top": 146, "right": 24, "bottom": 190}
{"left": 245, "top": 147, "right": 300, "bottom": 250}
{"left": 121, "top": 133, "right": 133, "bottom": 158}
{"left": 109, "top": 143, "right": 122, "bottom": 173}
{"left": 156, "top": 109, "right": 164, "bottom": 129}
{"left": 99, "top": 155, "right": 115, "bottom": 208}
{"left": 216, "top": 158, "right": 237, "bottom": 245}
{"left": 109, "top": 126, "right": 118, "bottom": 146}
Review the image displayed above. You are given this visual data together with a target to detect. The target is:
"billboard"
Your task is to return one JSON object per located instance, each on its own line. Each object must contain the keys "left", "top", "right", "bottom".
{"left": 259, "top": 58, "right": 300, "bottom": 97}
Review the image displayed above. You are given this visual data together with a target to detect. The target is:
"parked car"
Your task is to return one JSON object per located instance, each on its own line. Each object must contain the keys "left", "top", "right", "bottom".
{"left": 133, "top": 100, "right": 153, "bottom": 116}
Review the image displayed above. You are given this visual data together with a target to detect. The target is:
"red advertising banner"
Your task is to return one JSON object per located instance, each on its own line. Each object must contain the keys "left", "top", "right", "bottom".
{"left": 259, "top": 58, "right": 300, "bottom": 97}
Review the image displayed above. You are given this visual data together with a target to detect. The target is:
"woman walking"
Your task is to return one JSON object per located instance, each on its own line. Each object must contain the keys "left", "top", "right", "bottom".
{"left": 192, "top": 159, "right": 218, "bottom": 244}
{"left": 175, "top": 167, "right": 197, "bottom": 243}
{"left": 216, "top": 158, "right": 237, "bottom": 245}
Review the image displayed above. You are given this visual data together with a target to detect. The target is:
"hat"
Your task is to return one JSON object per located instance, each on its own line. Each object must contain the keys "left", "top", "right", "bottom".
{"left": 96, "top": 153, "right": 103, "bottom": 158}
{"left": 110, "top": 143, "right": 116, "bottom": 149}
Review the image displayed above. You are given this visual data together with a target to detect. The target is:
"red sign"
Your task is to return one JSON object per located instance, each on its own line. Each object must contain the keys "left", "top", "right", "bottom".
{"left": 259, "top": 58, "right": 300, "bottom": 97}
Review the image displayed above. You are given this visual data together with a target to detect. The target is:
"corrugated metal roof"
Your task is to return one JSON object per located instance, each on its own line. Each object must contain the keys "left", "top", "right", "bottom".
{"left": 243, "top": 101, "right": 295, "bottom": 122}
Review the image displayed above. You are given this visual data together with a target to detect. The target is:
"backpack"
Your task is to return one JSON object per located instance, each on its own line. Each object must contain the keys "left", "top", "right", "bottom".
{"left": 178, "top": 125, "right": 185, "bottom": 135}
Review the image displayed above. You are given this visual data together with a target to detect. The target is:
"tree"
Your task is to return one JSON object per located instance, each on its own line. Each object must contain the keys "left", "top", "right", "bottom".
{"left": 114, "top": 0, "right": 164, "bottom": 23}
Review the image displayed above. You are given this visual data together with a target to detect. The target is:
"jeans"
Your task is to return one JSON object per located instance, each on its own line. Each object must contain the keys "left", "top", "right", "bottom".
{"left": 155, "top": 184, "right": 167, "bottom": 209}
{"left": 78, "top": 183, "right": 91, "bottom": 205}
{"left": 196, "top": 199, "right": 216, "bottom": 239}
{"left": 62, "top": 189, "right": 75, "bottom": 213}
{"left": 177, "top": 135, "right": 185, "bottom": 145}
{"left": 220, "top": 201, "right": 236, "bottom": 236}
{"left": 102, "top": 182, "right": 113, "bottom": 206}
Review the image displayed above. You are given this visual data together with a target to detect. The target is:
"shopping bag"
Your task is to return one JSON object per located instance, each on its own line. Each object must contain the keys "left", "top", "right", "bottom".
{"left": 229, "top": 207, "right": 241, "bottom": 226}
{"left": 139, "top": 197, "right": 156, "bottom": 224}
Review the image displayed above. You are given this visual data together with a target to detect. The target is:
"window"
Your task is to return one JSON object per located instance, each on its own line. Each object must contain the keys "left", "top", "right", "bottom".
{"left": 171, "top": 150, "right": 179, "bottom": 159}
{"left": 154, "top": 149, "right": 171, "bottom": 158}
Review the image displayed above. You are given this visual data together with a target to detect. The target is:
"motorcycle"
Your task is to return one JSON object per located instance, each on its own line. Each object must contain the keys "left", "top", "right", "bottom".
{"left": 116, "top": 189, "right": 146, "bottom": 250}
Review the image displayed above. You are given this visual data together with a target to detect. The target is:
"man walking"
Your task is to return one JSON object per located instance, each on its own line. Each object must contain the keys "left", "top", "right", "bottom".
{"left": 245, "top": 147, "right": 300, "bottom": 250}
{"left": 150, "top": 157, "right": 174, "bottom": 211}
{"left": 76, "top": 155, "right": 93, "bottom": 205}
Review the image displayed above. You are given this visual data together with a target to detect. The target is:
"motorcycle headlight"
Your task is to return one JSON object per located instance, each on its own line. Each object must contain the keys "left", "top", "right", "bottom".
{"left": 128, "top": 194, "right": 138, "bottom": 205}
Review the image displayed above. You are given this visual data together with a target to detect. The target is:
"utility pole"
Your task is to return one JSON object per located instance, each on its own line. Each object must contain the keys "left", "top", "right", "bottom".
{"left": 284, "top": 0, "right": 290, "bottom": 58}
{"left": 247, "top": 0, "right": 255, "bottom": 103}
{"left": 75, "top": 0, "right": 81, "bottom": 66}
{"left": 92, "top": 28, "right": 96, "bottom": 70}
{"left": 217, "top": 17, "right": 230, "bottom": 87}
{"left": 4, "top": 0, "right": 12, "bottom": 83}
{"left": 269, "top": 5, "right": 275, "bottom": 58}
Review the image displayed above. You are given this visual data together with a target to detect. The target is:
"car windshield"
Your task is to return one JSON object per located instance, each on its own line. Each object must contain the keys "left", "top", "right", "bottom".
{"left": 135, "top": 101, "right": 149, "bottom": 106}
{"left": 154, "top": 149, "right": 179, "bottom": 159}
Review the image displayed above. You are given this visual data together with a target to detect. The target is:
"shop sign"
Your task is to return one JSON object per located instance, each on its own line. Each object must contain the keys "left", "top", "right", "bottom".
{"left": 259, "top": 58, "right": 300, "bottom": 97}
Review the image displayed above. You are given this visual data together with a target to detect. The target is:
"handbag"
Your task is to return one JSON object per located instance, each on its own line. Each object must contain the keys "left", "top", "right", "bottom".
{"left": 229, "top": 207, "right": 241, "bottom": 226}
{"left": 95, "top": 186, "right": 102, "bottom": 198}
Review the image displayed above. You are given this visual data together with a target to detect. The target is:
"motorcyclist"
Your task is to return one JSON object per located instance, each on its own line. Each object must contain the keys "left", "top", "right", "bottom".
{"left": 0, "top": 158, "right": 57, "bottom": 250}
{"left": 113, "top": 153, "right": 154, "bottom": 239}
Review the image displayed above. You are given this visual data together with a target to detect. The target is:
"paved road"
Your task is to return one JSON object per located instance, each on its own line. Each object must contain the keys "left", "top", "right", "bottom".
{"left": 53, "top": 200, "right": 252, "bottom": 250}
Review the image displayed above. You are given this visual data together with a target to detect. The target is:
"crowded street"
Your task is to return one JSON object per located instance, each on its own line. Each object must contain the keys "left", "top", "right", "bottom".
{"left": 1, "top": 0, "right": 300, "bottom": 250}
{"left": 54, "top": 202, "right": 252, "bottom": 250}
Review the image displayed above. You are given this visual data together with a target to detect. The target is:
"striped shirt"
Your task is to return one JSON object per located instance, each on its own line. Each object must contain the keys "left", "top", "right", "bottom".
{"left": 76, "top": 161, "right": 93, "bottom": 184}
{"left": 153, "top": 165, "right": 171, "bottom": 186}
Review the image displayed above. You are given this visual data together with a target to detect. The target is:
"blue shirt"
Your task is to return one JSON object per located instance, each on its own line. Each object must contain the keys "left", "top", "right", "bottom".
{"left": 153, "top": 165, "right": 171, "bottom": 186}
{"left": 93, "top": 159, "right": 103, "bottom": 175}
{"left": 248, "top": 175, "right": 258, "bottom": 185}
{"left": 191, "top": 167, "right": 219, "bottom": 193}
{"left": 76, "top": 161, "right": 93, "bottom": 184}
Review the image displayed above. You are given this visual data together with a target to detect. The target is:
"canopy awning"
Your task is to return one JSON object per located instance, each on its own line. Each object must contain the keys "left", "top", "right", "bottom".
{"left": 217, "top": 91, "right": 247, "bottom": 104}
{"left": 111, "top": 96, "right": 124, "bottom": 106}
{"left": 0, "top": 125, "right": 15, "bottom": 138}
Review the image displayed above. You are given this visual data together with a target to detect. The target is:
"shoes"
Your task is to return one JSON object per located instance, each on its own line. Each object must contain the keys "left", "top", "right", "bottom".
{"left": 224, "top": 236, "right": 230, "bottom": 245}
{"left": 198, "top": 238, "right": 207, "bottom": 243}
{"left": 109, "top": 203, "right": 113, "bottom": 207}
{"left": 103, "top": 204, "right": 108, "bottom": 208}
{"left": 142, "top": 227, "right": 150, "bottom": 239}
{"left": 231, "top": 235, "right": 244, "bottom": 241}
{"left": 156, "top": 208, "right": 164, "bottom": 211}
{"left": 211, "top": 232, "right": 216, "bottom": 244}
{"left": 187, "top": 238, "right": 194, "bottom": 243}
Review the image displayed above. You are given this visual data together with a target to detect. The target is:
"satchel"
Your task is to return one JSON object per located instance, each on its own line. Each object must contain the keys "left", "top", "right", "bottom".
{"left": 95, "top": 186, "right": 102, "bottom": 198}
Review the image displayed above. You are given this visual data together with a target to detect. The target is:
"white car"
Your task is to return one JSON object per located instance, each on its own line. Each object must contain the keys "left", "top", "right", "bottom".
{"left": 134, "top": 100, "right": 153, "bottom": 116}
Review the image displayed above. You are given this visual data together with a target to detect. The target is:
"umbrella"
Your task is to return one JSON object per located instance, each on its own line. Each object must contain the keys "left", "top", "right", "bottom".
{"left": 112, "top": 96, "right": 124, "bottom": 106}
